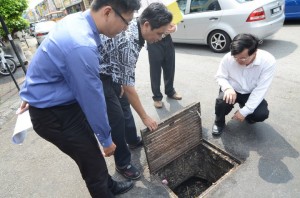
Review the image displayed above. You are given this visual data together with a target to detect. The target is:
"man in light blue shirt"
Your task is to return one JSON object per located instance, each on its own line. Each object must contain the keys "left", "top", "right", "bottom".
{"left": 18, "top": 0, "right": 141, "bottom": 197}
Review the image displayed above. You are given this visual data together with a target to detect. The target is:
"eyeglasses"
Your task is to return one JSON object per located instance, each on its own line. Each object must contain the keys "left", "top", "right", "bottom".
{"left": 233, "top": 56, "right": 251, "bottom": 62}
{"left": 233, "top": 53, "right": 255, "bottom": 62}
{"left": 111, "top": 7, "right": 129, "bottom": 26}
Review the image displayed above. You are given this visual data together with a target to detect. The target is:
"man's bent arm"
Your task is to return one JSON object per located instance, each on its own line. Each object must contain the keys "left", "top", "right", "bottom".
{"left": 215, "top": 54, "right": 233, "bottom": 91}
{"left": 65, "top": 46, "right": 112, "bottom": 147}
{"left": 123, "top": 85, "right": 157, "bottom": 130}
{"left": 240, "top": 62, "right": 276, "bottom": 117}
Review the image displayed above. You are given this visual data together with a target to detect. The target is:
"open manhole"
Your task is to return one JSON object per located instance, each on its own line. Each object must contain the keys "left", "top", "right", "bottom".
{"left": 141, "top": 102, "right": 240, "bottom": 198}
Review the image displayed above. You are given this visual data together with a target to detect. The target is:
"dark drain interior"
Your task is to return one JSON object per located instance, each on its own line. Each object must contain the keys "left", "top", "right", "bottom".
{"left": 155, "top": 141, "right": 240, "bottom": 198}
{"left": 141, "top": 103, "right": 240, "bottom": 198}
{"left": 173, "top": 176, "right": 211, "bottom": 198}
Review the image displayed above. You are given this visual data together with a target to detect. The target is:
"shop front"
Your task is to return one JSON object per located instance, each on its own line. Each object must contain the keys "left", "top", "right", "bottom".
{"left": 63, "top": 0, "right": 84, "bottom": 14}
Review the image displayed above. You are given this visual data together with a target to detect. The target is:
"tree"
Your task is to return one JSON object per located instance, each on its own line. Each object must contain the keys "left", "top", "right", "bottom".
{"left": 0, "top": 0, "right": 29, "bottom": 38}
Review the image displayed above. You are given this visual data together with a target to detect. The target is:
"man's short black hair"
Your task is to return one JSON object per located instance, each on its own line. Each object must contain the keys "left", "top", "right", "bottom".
{"left": 91, "top": 0, "right": 141, "bottom": 13}
{"left": 139, "top": 2, "right": 173, "bottom": 30}
{"left": 230, "top": 33, "right": 259, "bottom": 56}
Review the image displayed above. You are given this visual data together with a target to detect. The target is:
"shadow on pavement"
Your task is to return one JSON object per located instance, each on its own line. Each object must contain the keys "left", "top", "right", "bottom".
{"left": 218, "top": 121, "right": 299, "bottom": 184}
{"left": 174, "top": 43, "right": 226, "bottom": 58}
{"left": 260, "top": 39, "right": 297, "bottom": 60}
{"left": 155, "top": 99, "right": 184, "bottom": 121}
{"left": 284, "top": 20, "right": 300, "bottom": 26}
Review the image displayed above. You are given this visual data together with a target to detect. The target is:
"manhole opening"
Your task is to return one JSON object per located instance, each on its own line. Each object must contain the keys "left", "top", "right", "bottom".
{"left": 141, "top": 103, "right": 240, "bottom": 197}
{"left": 155, "top": 142, "right": 240, "bottom": 198}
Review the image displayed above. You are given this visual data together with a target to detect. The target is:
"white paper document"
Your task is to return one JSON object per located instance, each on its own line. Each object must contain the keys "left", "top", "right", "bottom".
{"left": 12, "top": 110, "right": 32, "bottom": 144}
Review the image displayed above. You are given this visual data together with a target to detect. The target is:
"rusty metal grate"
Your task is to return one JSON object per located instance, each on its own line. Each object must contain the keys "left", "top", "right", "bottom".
{"left": 141, "top": 102, "right": 202, "bottom": 173}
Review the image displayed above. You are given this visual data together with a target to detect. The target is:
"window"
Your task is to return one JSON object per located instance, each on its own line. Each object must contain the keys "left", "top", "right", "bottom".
{"left": 190, "top": 0, "right": 221, "bottom": 13}
{"left": 177, "top": 0, "right": 187, "bottom": 13}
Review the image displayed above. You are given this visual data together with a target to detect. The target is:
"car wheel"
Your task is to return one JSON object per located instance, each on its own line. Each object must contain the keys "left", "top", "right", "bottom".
{"left": 208, "top": 30, "right": 231, "bottom": 53}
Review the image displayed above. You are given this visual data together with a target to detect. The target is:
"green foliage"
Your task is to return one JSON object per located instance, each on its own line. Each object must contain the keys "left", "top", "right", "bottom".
{"left": 0, "top": 0, "right": 29, "bottom": 38}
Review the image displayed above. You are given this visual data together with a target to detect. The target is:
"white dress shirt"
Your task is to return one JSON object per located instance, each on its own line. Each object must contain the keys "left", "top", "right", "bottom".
{"left": 215, "top": 49, "right": 276, "bottom": 117}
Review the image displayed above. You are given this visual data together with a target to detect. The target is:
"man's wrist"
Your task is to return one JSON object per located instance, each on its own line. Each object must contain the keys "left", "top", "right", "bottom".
{"left": 141, "top": 114, "right": 149, "bottom": 120}
{"left": 223, "top": 87, "right": 232, "bottom": 92}
{"left": 239, "top": 107, "right": 251, "bottom": 117}
{"left": 98, "top": 134, "right": 113, "bottom": 148}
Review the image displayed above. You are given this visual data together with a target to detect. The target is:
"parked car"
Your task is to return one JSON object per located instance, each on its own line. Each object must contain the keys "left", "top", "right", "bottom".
{"left": 34, "top": 21, "right": 56, "bottom": 45}
{"left": 172, "top": 0, "right": 285, "bottom": 53}
{"left": 285, "top": 0, "right": 300, "bottom": 20}
{"left": 29, "top": 21, "right": 39, "bottom": 36}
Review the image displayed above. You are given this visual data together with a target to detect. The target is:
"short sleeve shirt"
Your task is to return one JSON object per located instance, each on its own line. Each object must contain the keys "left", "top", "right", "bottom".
{"left": 99, "top": 19, "right": 144, "bottom": 86}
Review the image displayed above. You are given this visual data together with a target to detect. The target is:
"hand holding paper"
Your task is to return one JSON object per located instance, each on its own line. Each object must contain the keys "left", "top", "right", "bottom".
{"left": 16, "top": 101, "right": 29, "bottom": 114}
{"left": 12, "top": 109, "right": 32, "bottom": 144}
{"left": 165, "top": 23, "right": 177, "bottom": 34}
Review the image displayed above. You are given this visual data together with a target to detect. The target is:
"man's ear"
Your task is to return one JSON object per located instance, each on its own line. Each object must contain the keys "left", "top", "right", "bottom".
{"left": 143, "top": 21, "right": 151, "bottom": 31}
{"left": 102, "top": 6, "right": 112, "bottom": 17}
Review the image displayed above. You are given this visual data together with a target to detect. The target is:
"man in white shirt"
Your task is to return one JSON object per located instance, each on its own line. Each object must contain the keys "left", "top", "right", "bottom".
{"left": 212, "top": 33, "right": 276, "bottom": 135}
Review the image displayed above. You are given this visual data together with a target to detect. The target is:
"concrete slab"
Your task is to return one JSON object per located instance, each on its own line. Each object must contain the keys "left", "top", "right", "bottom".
{"left": 0, "top": 22, "right": 299, "bottom": 197}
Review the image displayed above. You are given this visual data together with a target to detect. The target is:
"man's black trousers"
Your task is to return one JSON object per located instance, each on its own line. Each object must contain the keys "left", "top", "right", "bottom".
{"left": 147, "top": 34, "right": 176, "bottom": 101}
{"left": 214, "top": 90, "right": 269, "bottom": 126}
{"left": 112, "top": 82, "right": 138, "bottom": 145}
{"left": 100, "top": 74, "right": 131, "bottom": 168}
{"left": 29, "top": 103, "right": 115, "bottom": 198}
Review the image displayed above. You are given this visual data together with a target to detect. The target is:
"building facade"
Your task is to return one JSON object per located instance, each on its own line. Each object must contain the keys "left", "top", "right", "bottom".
{"left": 25, "top": 0, "right": 93, "bottom": 22}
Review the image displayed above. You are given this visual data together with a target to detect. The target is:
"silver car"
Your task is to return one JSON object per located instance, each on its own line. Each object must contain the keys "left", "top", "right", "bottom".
{"left": 172, "top": 0, "right": 285, "bottom": 52}
{"left": 34, "top": 20, "right": 56, "bottom": 45}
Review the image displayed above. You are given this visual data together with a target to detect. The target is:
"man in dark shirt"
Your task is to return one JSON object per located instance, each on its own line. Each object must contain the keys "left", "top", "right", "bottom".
{"left": 99, "top": 2, "right": 172, "bottom": 180}
{"left": 18, "top": 0, "right": 141, "bottom": 197}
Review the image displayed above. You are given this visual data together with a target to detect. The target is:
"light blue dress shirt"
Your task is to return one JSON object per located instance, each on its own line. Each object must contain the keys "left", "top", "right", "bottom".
{"left": 20, "top": 10, "right": 112, "bottom": 148}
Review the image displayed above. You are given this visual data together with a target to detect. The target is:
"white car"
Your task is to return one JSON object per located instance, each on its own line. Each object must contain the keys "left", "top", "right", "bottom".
{"left": 172, "top": 0, "right": 285, "bottom": 52}
{"left": 34, "top": 21, "right": 56, "bottom": 45}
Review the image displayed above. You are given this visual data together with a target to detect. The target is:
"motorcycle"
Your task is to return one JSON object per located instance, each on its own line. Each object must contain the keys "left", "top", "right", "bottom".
{"left": 0, "top": 40, "right": 17, "bottom": 76}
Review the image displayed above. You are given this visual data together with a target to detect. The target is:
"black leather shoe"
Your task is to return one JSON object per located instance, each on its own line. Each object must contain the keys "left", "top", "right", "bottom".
{"left": 111, "top": 180, "right": 134, "bottom": 195}
{"left": 128, "top": 136, "right": 143, "bottom": 150}
{"left": 212, "top": 124, "right": 224, "bottom": 135}
{"left": 245, "top": 117, "right": 256, "bottom": 124}
{"left": 116, "top": 164, "right": 141, "bottom": 180}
